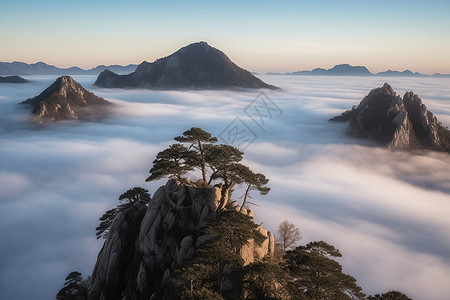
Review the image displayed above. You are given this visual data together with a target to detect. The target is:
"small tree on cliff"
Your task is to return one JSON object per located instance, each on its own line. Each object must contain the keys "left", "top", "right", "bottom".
{"left": 146, "top": 144, "right": 195, "bottom": 182}
{"left": 119, "top": 187, "right": 151, "bottom": 203}
{"left": 231, "top": 164, "right": 270, "bottom": 212}
{"left": 96, "top": 187, "right": 151, "bottom": 239}
{"left": 174, "top": 127, "right": 218, "bottom": 182}
{"left": 277, "top": 220, "right": 301, "bottom": 252}
{"left": 56, "top": 271, "right": 87, "bottom": 300}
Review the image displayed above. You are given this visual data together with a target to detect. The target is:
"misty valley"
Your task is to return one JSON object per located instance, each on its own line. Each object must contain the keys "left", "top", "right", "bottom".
{"left": 1, "top": 73, "right": 450, "bottom": 300}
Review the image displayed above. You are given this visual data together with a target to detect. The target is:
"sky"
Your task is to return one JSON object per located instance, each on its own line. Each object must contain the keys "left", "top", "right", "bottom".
{"left": 0, "top": 75, "right": 449, "bottom": 300}
{"left": 1, "top": 0, "right": 450, "bottom": 74}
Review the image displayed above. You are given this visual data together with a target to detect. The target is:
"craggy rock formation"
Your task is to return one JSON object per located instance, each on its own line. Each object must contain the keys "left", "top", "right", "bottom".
{"left": 94, "top": 41, "right": 278, "bottom": 90}
{"left": 228, "top": 201, "right": 275, "bottom": 265}
{"left": 0, "top": 75, "right": 28, "bottom": 83}
{"left": 331, "top": 83, "right": 450, "bottom": 152}
{"left": 20, "top": 76, "right": 111, "bottom": 123}
{"left": 88, "top": 180, "right": 273, "bottom": 300}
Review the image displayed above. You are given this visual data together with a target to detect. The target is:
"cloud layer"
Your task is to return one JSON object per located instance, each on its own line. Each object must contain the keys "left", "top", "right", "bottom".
{"left": 0, "top": 75, "right": 449, "bottom": 300}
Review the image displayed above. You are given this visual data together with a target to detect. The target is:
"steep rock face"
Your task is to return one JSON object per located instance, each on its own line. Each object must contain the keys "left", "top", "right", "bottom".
{"left": 20, "top": 76, "right": 111, "bottom": 123}
{"left": 89, "top": 202, "right": 147, "bottom": 300}
{"left": 228, "top": 201, "right": 274, "bottom": 265}
{"left": 89, "top": 180, "right": 273, "bottom": 300}
{"left": 94, "top": 41, "right": 278, "bottom": 90}
{"left": 331, "top": 83, "right": 450, "bottom": 152}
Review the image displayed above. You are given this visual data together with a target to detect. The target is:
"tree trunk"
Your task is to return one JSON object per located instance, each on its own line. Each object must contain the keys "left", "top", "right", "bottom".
{"left": 217, "top": 183, "right": 233, "bottom": 211}
{"left": 239, "top": 185, "right": 251, "bottom": 212}
{"left": 198, "top": 140, "right": 207, "bottom": 182}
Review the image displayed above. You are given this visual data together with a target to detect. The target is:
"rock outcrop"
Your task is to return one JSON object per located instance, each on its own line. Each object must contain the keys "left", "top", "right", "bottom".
{"left": 330, "top": 83, "right": 450, "bottom": 152}
{"left": 89, "top": 180, "right": 273, "bottom": 300}
{"left": 0, "top": 75, "right": 28, "bottom": 83}
{"left": 94, "top": 41, "right": 278, "bottom": 90}
{"left": 20, "top": 76, "right": 111, "bottom": 123}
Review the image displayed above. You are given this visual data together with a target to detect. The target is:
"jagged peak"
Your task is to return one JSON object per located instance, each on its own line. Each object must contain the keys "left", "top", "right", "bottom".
{"left": 331, "top": 84, "right": 450, "bottom": 152}
{"left": 367, "top": 82, "right": 397, "bottom": 97}
{"left": 55, "top": 75, "right": 77, "bottom": 87}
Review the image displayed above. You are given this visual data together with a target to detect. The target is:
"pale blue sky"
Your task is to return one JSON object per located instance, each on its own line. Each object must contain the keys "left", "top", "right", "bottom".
{"left": 1, "top": 0, "right": 449, "bottom": 73}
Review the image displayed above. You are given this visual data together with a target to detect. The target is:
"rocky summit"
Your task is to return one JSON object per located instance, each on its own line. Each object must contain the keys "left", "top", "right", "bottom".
{"left": 88, "top": 179, "right": 274, "bottom": 300}
{"left": 330, "top": 83, "right": 450, "bottom": 152}
{"left": 94, "top": 41, "right": 278, "bottom": 90}
{"left": 20, "top": 76, "right": 111, "bottom": 123}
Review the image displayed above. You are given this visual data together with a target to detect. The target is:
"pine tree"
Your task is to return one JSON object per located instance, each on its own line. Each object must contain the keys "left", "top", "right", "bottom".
{"left": 174, "top": 127, "right": 218, "bottom": 182}
{"left": 56, "top": 271, "right": 87, "bottom": 300}
{"left": 96, "top": 187, "right": 151, "bottom": 239}
{"left": 205, "top": 144, "right": 244, "bottom": 208}
{"left": 230, "top": 164, "right": 270, "bottom": 212}
{"left": 285, "top": 241, "right": 365, "bottom": 300}
{"left": 242, "top": 260, "right": 292, "bottom": 300}
{"left": 170, "top": 210, "right": 267, "bottom": 298}
{"left": 146, "top": 144, "right": 195, "bottom": 182}
{"left": 368, "top": 291, "right": 412, "bottom": 300}
{"left": 95, "top": 207, "right": 118, "bottom": 239}
{"left": 118, "top": 186, "right": 151, "bottom": 203}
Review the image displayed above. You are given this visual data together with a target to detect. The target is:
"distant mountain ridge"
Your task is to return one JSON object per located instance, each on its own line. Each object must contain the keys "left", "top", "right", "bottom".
{"left": 3, "top": 60, "right": 449, "bottom": 78}
{"left": 95, "top": 41, "right": 278, "bottom": 90}
{"left": 0, "top": 61, "right": 137, "bottom": 76}
{"left": 267, "top": 64, "right": 450, "bottom": 77}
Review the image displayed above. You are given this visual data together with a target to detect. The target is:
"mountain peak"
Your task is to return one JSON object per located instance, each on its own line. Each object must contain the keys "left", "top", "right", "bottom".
{"left": 330, "top": 84, "right": 450, "bottom": 152}
{"left": 329, "top": 64, "right": 371, "bottom": 75}
{"left": 95, "top": 41, "right": 278, "bottom": 90}
{"left": 21, "top": 76, "right": 111, "bottom": 123}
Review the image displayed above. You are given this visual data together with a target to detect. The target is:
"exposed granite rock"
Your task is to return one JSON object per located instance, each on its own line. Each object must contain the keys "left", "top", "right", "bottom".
{"left": 331, "top": 83, "right": 450, "bottom": 152}
{"left": 0, "top": 75, "right": 28, "bottom": 83}
{"left": 94, "top": 41, "right": 278, "bottom": 90}
{"left": 89, "top": 201, "right": 147, "bottom": 300}
{"left": 88, "top": 179, "right": 273, "bottom": 300}
{"left": 20, "top": 76, "right": 111, "bottom": 123}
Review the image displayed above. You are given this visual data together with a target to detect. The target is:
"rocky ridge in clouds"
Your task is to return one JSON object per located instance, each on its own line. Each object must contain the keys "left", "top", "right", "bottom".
{"left": 94, "top": 41, "right": 278, "bottom": 90}
{"left": 20, "top": 76, "right": 111, "bottom": 123}
{"left": 89, "top": 179, "right": 273, "bottom": 300}
{"left": 331, "top": 83, "right": 450, "bottom": 152}
{"left": 0, "top": 75, "right": 28, "bottom": 83}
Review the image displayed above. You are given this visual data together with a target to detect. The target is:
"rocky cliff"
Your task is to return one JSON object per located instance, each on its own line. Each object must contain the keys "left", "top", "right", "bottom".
{"left": 330, "top": 83, "right": 450, "bottom": 152}
{"left": 94, "top": 41, "right": 278, "bottom": 90}
{"left": 20, "top": 76, "right": 111, "bottom": 123}
{"left": 88, "top": 179, "right": 274, "bottom": 300}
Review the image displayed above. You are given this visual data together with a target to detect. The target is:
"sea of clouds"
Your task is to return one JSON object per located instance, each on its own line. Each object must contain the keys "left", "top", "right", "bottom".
{"left": 0, "top": 75, "right": 449, "bottom": 300}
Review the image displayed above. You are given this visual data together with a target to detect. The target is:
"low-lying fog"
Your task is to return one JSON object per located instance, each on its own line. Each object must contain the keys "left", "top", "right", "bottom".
{"left": 0, "top": 75, "right": 449, "bottom": 300}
